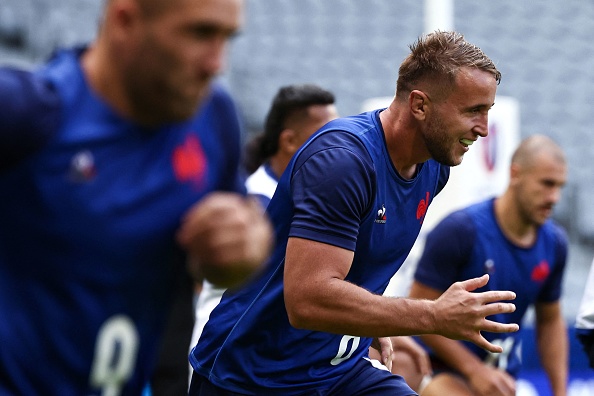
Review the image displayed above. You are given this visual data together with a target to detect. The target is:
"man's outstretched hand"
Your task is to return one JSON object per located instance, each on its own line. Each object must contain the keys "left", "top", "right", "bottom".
{"left": 433, "top": 274, "right": 519, "bottom": 353}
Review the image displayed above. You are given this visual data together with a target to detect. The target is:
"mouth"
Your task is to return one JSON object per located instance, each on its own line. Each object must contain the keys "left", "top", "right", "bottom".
{"left": 459, "top": 138, "right": 475, "bottom": 147}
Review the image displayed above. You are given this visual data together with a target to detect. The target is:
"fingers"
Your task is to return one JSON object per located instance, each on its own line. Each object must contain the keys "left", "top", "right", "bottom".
{"left": 477, "top": 289, "right": 516, "bottom": 304}
{"left": 472, "top": 334, "right": 504, "bottom": 354}
{"left": 481, "top": 300, "right": 516, "bottom": 317}
{"left": 377, "top": 337, "right": 393, "bottom": 371}
{"left": 459, "top": 274, "right": 490, "bottom": 292}
{"left": 480, "top": 319, "right": 519, "bottom": 334}
{"left": 177, "top": 192, "right": 273, "bottom": 288}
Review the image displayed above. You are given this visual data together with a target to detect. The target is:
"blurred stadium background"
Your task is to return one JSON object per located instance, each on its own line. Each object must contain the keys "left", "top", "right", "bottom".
{"left": 1, "top": 0, "right": 593, "bottom": 394}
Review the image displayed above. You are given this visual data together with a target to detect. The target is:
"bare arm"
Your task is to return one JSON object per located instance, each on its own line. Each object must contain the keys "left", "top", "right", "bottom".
{"left": 409, "top": 281, "right": 516, "bottom": 396}
{"left": 535, "top": 301, "right": 568, "bottom": 396}
{"left": 284, "top": 237, "right": 518, "bottom": 353}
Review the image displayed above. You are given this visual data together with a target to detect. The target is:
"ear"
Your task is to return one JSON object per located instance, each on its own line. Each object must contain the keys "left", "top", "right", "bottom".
{"left": 509, "top": 162, "right": 522, "bottom": 185}
{"left": 107, "top": 0, "right": 142, "bottom": 39}
{"left": 278, "top": 129, "right": 299, "bottom": 154}
{"left": 409, "top": 90, "right": 430, "bottom": 121}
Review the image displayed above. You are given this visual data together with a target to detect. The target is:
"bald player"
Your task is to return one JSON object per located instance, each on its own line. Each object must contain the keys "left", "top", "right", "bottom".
{"left": 409, "top": 135, "right": 569, "bottom": 396}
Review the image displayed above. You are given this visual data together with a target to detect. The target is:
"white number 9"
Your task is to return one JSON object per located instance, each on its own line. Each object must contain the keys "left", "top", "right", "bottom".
{"left": 90, "top": 315, "right": 139, "bottom": 396}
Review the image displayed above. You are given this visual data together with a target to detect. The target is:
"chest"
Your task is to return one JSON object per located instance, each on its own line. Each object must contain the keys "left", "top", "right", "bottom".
{"left": 467, "top": 230, "right": 557, "bottom": 300}
{"left": 0, "top": 116, "right": 230, "bottom": 261}
{"left": 349, "top": 168, "right": 438, "bottom": 290}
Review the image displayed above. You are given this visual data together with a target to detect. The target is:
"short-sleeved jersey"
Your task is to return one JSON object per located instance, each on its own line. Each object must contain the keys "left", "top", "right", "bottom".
{"left": 414, "top": 198, "right": 568, "bottom": 377}
{"left": 190, "top": 110, "right": 449, "bottom": 395}
{"left": 0, "top": 48, "right": 245, "bottom": 395}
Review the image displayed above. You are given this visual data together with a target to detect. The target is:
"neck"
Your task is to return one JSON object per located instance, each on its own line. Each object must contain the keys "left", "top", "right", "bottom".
{"left": 379, "top": 104, "right": 429, "bottom": 180}
{"left": 268, "top": 155, "right": 290, "bottom": 179}
{"left": 81, "top": 42, "right": 134, "bottom": 122}
{"left": 494, "top": 194, "right": 537, "bottom": 247}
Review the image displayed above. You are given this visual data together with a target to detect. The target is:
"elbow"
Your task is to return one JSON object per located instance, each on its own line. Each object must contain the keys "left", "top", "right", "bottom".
{"left": 285, "top": 296, "right": 317, "bottom": 330}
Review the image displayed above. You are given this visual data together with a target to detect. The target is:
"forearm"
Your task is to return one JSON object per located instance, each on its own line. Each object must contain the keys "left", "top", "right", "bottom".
{"left": 285, "top": 239, "right": 517, "bottom": 352}
{"left": 287, "top": 277, "right": 437, "bottom": 337}
{"left": 537, "top": 316, "right": 568, "bottom": 396}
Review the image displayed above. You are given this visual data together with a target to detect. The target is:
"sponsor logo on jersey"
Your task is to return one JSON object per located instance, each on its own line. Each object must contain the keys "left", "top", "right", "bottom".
{"left": 531, "top": 260, "right": 550, "bottom": 282}
{"left": 416, "top": 192, "right": 430, "bottom": 224}
{"left": 375, "top": 204, "right": 387, "bottom": 223}
{"left": 68, "top": 150, "right": 96, "bottom": 182}
{"left": 172, "top": 134, "right": 207, "bottom": 186}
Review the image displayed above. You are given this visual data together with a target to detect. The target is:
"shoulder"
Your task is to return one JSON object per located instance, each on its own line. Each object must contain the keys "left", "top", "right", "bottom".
{"left": 423, "top": 207, "right": 479, "bottom": 253}
{"left": 542, "top": 219, "right": 569, "bottom": 255}
{"left": 547, "top": 220, "right": 568, "bottom": 244}
{"left": 0, "top": 65, "right": 62, "bottom": 170}
{"left": 440, "top": 207, "right": 476, "bottom": 231}
{"left": 0, "top": 66, "right": 62, "bottom": 125}
{"left": 294, "top": 121, "right": 374, "bottom": 169}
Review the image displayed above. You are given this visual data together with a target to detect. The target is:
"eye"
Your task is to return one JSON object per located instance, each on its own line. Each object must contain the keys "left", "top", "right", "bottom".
{"left": 191, "top": 24, "right": 239, "bottom": 41}
{"left": 192, "top": 25, "right": 218, "bottom": 40}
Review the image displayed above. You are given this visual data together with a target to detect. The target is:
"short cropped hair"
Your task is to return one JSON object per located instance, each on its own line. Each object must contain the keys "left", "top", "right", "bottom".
{"left": 396, "top": 31, "right": 501, "bottom": 100}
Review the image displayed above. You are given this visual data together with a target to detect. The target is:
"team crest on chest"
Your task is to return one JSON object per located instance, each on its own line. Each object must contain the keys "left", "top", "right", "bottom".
{"left": 416, "top": 192, "right": 430, "bottom": 224}
{"left": 531, "top": 260, "right": 550, "bottom": 282}
{"left": 172, "top": 134, "right": 207, "bottom": 187}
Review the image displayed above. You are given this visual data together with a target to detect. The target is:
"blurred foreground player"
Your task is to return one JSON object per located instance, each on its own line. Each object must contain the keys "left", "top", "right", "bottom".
{"left": 0, "top": 0, "right": 272, "bottom": 394}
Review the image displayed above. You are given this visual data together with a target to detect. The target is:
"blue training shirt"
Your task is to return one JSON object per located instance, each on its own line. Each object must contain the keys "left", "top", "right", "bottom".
{"left": 0, "top": 48, "right": 245, "bottom": 395}
{"left": 191, "top": 110, "right": 449, "bottom": 395}
{"left": 414, "top": 198, "right": 568, "bottom": 377}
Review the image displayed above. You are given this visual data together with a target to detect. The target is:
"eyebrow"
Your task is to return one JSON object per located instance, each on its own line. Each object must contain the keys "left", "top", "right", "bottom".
{"left": 191, "top": 21, "right": 241, "bottom": 38}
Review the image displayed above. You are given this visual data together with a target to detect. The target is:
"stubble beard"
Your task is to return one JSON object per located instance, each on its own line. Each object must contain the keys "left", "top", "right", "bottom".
{"left": 423, "top": 113, "right": 461, "bottom": 167}
{"left": 124, "top": 71, "right": 206, "bottom": 126}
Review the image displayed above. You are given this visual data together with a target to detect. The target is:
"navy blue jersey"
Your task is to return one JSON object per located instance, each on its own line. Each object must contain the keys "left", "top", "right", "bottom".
{"left": 0, "top": 48, "right": 245, "bottom": 395}
{"left": 414, "top": 198, "right": 568, "bottom": 377}
{"left": 190, "top": 110, "right": 449, "bottom": 395}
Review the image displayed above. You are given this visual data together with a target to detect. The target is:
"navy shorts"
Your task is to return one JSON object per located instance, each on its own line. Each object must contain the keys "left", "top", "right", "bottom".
{"left": 189, "top": 358, "right": 416, "bottom": 396}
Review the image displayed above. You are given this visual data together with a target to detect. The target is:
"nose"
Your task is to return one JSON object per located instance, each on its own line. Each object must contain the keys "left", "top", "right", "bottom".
{"left": 473, "top": 113, "right": 489, "bottom": 138}
{"left": 201, "top": 37, "right": 228, "bottom": 76}
{"left": 549, "top": 186, "right": 562, "bottom": 205}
